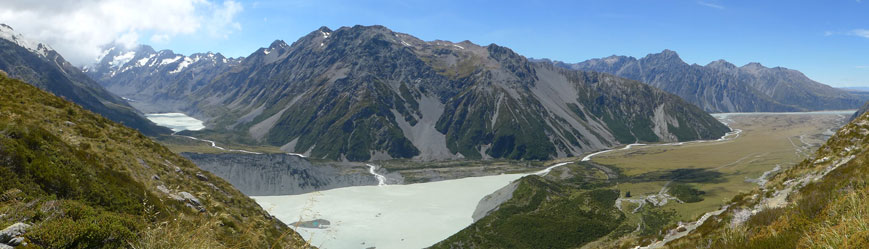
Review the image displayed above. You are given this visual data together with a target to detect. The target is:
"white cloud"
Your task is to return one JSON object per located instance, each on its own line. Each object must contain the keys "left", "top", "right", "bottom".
{"left": 852, "top": 29, "right": 869, "bottom": 39}
{"left": 0, "top": 0, "right": 243, "bottom": 65}
{"left": 697, "top": 1, "right": 725, "bottom": 9}
{"left": 204, "top": 0, "right": 244, "bottom": 39}
{"left": 150, "top": 34, "right": 171, "bottom": 44}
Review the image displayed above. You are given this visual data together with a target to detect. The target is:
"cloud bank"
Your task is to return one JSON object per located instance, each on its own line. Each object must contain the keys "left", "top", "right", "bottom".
{"left": 0, "top": 0, "right": 242, "bottom": 66}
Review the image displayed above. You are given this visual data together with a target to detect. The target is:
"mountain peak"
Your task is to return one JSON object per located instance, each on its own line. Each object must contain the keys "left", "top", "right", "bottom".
{"left": 317, "top": 26, "right": 333, "bottom": 33}
{"left": 0, "top": 23, "right": 53, "bottom": 57}
{"left": 706, "top": 59, "right": 737, "bottom": 70}
{"left": 269, "top": 40, "right": 288, "bottom": 49}
{"left": 741, "top": 62, "right": 767, "bottom": 70}
{"left": 745, "top": 62, "right": 762, "bottom": 66}
{"left": 642, "top": 49, "right": 684, "bottom": 64}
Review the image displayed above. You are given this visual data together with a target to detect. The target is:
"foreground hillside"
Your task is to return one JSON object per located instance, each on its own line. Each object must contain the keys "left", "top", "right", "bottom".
{"left": 0, "top": 24, "right": 169, "bottom": 136}
{"left": 555, "top": 50, "right": 866, "bottom": 113}
{"left": 0, "top": 75, "right": 307, "bottom": 248}
{"left": 90, "top": 25, "right": 729, "bottom": 162}
{"left": 663, "top": 107, "right": 869, "bottom": 248}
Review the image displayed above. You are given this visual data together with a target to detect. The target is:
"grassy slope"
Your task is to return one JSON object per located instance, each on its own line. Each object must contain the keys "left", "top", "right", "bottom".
{"left": 0, "top": 75, "right": 308, "bottom": 248}
{"left": 431, "top": 173, "right": 624, "bottom": 249}
{"left": 665, "top": 112, "right": 869, "bottom": 248}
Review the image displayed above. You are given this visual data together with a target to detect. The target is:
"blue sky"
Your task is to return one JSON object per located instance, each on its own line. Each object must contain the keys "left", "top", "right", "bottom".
{"left": 5, "top": 0, "right": 868, "bottom": 87}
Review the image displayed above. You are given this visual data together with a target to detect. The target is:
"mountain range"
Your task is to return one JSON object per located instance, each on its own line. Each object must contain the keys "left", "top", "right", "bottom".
{"left": 544, "top": 50, "right": 867, "bottom": 113}
{"left": 0, "top": 24, "right": 169, "bottom": 136}
{"left": 88, "top": 25, "right": 730, "bottom": 161}
{"left": 84, "top": 44, "right": 242, "bottom": 114}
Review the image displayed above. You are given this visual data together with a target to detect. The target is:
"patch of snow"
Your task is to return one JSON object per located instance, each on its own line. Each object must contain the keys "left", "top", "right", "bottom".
{"left": 263, "top": 49, "right": 270, "bottom": 55}
{"left": 169, "top": 56, "right": 196, "bottom": 74}
{"left": 159, "top": 55, "right": 182, "bottom": 66}
{"left": 96, "top": 47, "right": 113, "bottom": 62}
{"left": 0, "top": 24, "right": 53, "bottom": 57}
{"left": 452, "top": 44, "right": 464, "bottom": 49}
{"left": 110, "top": 51, "right": 136, "bottom": 69}
{"left": 401, "top": 40, "right": 412, "bottom": 47}
{"left": 320, "top": 31, "right": 330, "bottom": 39}
{"left": 136, "top": 54, "right": 155, "bottom": 67}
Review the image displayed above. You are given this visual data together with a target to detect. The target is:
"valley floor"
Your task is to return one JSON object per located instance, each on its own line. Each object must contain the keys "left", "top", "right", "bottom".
{"left": 148, "top": 110, "right": 853, "bottom": 249}
{"left": 584, "top": 111, "right": 851, "bottom": 247}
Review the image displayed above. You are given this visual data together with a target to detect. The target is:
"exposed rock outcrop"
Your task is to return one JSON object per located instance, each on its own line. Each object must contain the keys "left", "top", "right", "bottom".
{"left": 183, "top": 153, "right": 381, "bottom": 196}
{"left": 0, "top": 222, "right": 29, "bottom": 247}
{"left": 472, "top": 181, "right": 519, "bottom": 222}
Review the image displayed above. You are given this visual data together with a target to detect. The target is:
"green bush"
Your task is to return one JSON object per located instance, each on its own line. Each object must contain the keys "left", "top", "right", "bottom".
{"left": 28, "top": 201, "right": 140, "bottom": 249}
{"left": 668, "top": 183, "right": 705, "bottom": 203}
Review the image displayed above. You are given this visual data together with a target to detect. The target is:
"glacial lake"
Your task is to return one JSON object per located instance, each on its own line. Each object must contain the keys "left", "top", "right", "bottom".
{"left": 253, "top": 173, "right": 525, "bottom": 249}
{"left": 145, "top": 113, "right": 205, "bottom": 132}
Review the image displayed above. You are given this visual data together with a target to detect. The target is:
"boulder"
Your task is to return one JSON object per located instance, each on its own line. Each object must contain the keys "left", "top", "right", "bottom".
{"left": 195, "top": 172, "right": 209, "bottom": 181}
{"left": 0, "top": 222, "right": 30, "bottom": 244}
{"left": 7, "top": 236, "right": 24, "bottom": 246}
{"left": 178, "top": 192, "right": 201, "bottom": 206}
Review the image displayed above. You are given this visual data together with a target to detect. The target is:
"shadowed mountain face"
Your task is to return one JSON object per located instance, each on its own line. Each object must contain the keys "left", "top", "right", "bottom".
{"left": 89, "top": 25, "right": 730, "bottom": 161}
{"left": 0, "top": 24, "right": 169, "bottom": 136}
{"left": 555, "top": 50, "right": 866, "bottom": 113}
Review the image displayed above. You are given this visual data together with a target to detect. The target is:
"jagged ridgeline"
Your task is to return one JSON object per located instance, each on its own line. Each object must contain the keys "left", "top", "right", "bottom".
{"left": 557, "top": 50, "right": 867, "bottom": 113}
{"left": 92, "top": 25, "right": 730, "bottom": 161}
{"left": 0, "top": 75, "right": 307, "bottom": 248}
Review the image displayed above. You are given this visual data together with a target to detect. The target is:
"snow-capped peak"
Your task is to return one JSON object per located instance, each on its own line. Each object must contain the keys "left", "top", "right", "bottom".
{"left": 169, "top": 56, "right": 198, "bottom": 74}
{"left": 0, "top": 24, "right": 54, "bottom": 57}
{"left": 109, "top": 51, "right": 136, "bottom": 70}
{"left": 95, "top": 47, "right": 114, "bottom": 62}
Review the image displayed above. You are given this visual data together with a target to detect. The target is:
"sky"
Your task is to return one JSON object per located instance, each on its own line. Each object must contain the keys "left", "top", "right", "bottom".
{"left": 1, "top": 0, "right": 868, "bottom": 87}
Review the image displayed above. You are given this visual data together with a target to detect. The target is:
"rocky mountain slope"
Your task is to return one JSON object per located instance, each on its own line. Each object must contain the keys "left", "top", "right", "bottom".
{"left": 0, "top": 75, "right": 307, "bottom": 248}
{"left": 182, "top": 153, "right": 379, "bottom": 195}
{"left": 91, "top": 25, "right": 730, "bottom": 162}
{"left": 554, "top": 50, "right": 866, "bottom": 113}
{"left": 852, "top": 101, "right": 869, "bottom": 120}
{"left": 84, "top": 44, "right": 242, "bottom": 114}
{"left": 0, "top": 24, "right": 169, "bottom": 136}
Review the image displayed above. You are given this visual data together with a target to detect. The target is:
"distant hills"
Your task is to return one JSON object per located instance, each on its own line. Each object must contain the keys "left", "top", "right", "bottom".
{"left": 0, "top": 24, "right": 169, "bottom": 135}
{"left": 544, "top": 50, "right": 867, "bottom": 113}
{"left": 840, "top": 86, "right": 869, "bottom": 92}
{"left": 88, "top": 25, "right": 729, "bottom": 161}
